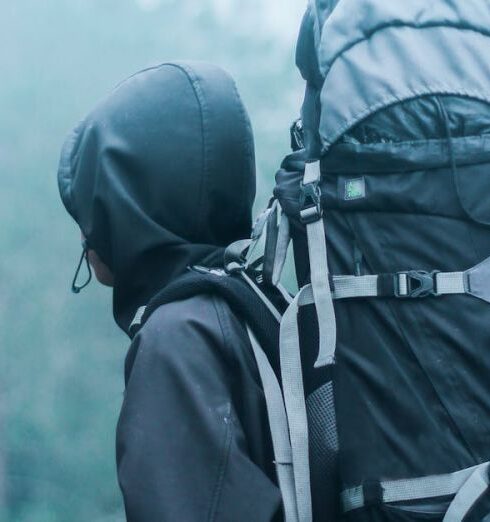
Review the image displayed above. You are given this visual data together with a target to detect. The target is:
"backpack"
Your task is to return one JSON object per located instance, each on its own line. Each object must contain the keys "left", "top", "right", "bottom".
{"left": 269, "top": 1, "right": 490, "bottom": 521}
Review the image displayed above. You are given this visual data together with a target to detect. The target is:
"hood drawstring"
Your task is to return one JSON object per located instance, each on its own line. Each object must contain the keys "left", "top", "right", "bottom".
{"left": 71, "top": 239, "right": 92, "bottom": 294}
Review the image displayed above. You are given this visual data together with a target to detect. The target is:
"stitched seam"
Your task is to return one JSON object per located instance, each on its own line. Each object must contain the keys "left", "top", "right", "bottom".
{"left": 320, "top": 22, "right": 490, "bottom": 76}
{"left": 207, "top": 403, "right": 233, "bottom": 522}
{"left": 164, "top": 63, "right": 209, "bottom": 241}
{"left": 229, "top": 79, "right": 254, "bottom": 234}
{"left": 206, "top": 296, "right": 235, "bottom": 521}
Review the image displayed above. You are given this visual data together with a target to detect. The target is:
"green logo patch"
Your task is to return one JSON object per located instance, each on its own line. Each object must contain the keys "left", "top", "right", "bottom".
{"left": 344, "top": 177, "right": 366, "bottom": 201}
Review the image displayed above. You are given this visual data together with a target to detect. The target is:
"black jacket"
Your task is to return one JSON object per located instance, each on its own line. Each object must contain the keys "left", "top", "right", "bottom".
{"left": 119, "top": 295, "right": 281, "bottom": 521}
{"left": 58, "top": 62, "right": 281, "bottom": 521}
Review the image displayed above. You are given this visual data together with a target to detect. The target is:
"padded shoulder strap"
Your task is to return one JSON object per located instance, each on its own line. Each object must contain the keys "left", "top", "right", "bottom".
{"left": 131, "top": 269, "right": 285, "bottom": 378}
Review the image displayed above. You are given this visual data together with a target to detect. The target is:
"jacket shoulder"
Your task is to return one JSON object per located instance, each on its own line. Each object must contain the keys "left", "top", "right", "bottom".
{"left": 125, "top": 294, "right": 249, "bottom": 384}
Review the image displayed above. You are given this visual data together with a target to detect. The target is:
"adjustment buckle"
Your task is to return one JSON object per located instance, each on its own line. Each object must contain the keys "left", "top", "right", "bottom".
{"left": 395, "top": 270, "right": 440, "bottom": 298}
{"left": 299, "top": 181, "right": 323, "bottom": 225}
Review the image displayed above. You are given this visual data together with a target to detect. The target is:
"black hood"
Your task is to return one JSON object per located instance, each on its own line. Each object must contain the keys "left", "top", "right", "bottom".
{"left": 58, "top": 62, "right": 256, "bottom": 334}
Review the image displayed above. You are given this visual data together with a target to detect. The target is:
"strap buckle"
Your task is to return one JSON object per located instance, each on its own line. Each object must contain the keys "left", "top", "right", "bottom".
{"left": 299, "top": 181, "right": 323, "bottom": 224}
{"left": 395, "top": 270, "right": 441, "bottom": 298}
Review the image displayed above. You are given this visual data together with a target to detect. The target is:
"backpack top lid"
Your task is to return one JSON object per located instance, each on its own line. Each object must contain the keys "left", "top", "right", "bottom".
{"left": 305, "top": 0, "right": 490, "bottom": 154}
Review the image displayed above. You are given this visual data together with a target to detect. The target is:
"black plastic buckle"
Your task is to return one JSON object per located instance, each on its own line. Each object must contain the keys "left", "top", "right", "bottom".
{"left": 299, "top": 181, "right": 323, "bottom": 225}
{"left": 290, "top": 118, "right": 304, "bottom": 151}
{"left": 395, "top": 270, "right": 440, "bottom": 298}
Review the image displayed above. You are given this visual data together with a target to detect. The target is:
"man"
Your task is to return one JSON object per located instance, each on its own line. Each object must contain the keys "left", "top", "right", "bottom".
{"left": 58, "top": 62, "right": 282, "bottom": 521}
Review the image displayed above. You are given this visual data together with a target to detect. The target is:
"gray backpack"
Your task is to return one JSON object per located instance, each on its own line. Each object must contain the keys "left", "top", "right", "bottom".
{"left": 258, "top": 1, "right": 490, "bottom": 521}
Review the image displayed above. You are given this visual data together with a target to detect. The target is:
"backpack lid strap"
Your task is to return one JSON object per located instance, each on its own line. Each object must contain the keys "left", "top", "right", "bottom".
{"left": 301, "top": 160, "right": 337, "bottom": 368}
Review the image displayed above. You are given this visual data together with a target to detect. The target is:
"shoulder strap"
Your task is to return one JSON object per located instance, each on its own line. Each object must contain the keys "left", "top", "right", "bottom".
{"left": 131, "top": 268, "right": 284, "bottom": 376}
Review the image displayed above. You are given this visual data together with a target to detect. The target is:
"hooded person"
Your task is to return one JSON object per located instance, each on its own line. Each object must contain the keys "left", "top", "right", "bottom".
{"left": 57, "top": 61, "right": 283, "bottom": 521}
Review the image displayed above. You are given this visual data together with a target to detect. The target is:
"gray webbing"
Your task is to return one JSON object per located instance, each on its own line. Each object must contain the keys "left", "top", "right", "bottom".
{"left": 303, "top": 161, "right": 336, "bottom": 368}
{"left": 341, "top": 462, "right": 490, "bottom": 513}
{"left": 330, "top": 275, "right": 379, "bottom": 299}
{"left": 436, "top": 272, "right": 466, "bottom": 295}
{"left": 272, "top": 210, "right": 291, "bottom": 286}
{"left": 130, "top": 306, "right": 146, "bottom": 330}
{"left": 246, "top": 326, "right": 299, "bottom": 522}
{"left": 280, "top": 287, "right": 313, "bottom": 522}
{"left": 297, "top": 271, "right": 471, "bottom": 306}
{"left": 443, "top": 462, "right": 490, "bottom": 522}
{"left": 240, "top": 271, "right": 282, "bottom": 323}
{"left": 245, "top": 202, "right": 277, "bottom": 269}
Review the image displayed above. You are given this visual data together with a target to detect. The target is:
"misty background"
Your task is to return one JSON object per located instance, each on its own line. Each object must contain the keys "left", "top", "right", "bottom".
{"left": 1, "top": 1, "right": 305, "bottom": 520}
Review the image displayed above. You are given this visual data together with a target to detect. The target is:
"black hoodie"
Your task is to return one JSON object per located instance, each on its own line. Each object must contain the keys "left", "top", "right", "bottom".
{"left": 58, "top": 61, "right": 256, "bottom": 333}
{"left": 58, "top": 63, "right": 281, "bottom": 521}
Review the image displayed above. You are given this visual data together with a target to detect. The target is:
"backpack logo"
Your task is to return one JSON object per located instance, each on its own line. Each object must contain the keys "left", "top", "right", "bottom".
{"left": 344, "top": 177, "right": 365, "bottom": 201}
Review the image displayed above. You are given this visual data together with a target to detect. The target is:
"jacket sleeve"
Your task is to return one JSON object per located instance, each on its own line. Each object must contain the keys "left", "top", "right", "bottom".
{"left": 116, "top": 295, "right": 282, "bottom": 522}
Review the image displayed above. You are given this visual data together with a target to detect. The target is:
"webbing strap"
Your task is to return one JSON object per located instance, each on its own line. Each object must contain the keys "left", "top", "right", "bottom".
{"left": 443, "top": 463, "right": 490, "bottom": 522}
{"left": 246, "top": 326, "right": 299, "bottom": 522}
{"left": 436, "top": 272, "right": 467, "bottom": 294}
{"left": 245, "top": 203, "right": 276, "bottom": 270}
{"left": 297, "top": 271, "right": 470, "bottom": 306}
{"left": 272, "top": 211, "right": 291, "bottom": 286}
{"left": 240, "top": 272, "right": 282, "bottom": 322}
{"left": 302, "top": 161, "right": 336, "bottom": 368}
{"left": 130, "top": 306, "right": 146, "bottom": 330}
{"left": 330, "top": 275, "right": 379, "bottom": 299}
{"left": 129, "top": 270, "right": 472, "bottom": 331}
{"left": 280, "top": 287, "right": 312, "bottom": 522}
{"left": 341, "top": 462, "right": 490, "bottom": 513}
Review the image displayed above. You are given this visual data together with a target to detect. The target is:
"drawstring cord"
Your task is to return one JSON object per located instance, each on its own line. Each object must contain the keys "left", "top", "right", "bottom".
{"left": 71, "top": 239, "right": 92, "bottom": 294}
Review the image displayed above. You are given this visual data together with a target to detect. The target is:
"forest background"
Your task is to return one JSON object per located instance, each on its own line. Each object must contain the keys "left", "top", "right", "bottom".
{"left": 1, "top": 1, "right": 305, "bottom": 521}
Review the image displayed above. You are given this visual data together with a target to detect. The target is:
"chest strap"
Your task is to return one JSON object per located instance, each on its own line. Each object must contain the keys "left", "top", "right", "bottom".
{"left": 298, "top": 254, "right": 490, "bottom": 305}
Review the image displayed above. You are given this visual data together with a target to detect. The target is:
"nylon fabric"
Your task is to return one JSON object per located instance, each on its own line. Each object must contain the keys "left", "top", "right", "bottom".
{"left": 318, "top": 26, "right": 490, "bottom": 151}
{"left": 341, "top": 462, "right": 490, "bottom": 513}
{"left": 272, "top": 211, "right": 291, "bottom": 286}
{"left": 129, "top": 306, "right": 146, "bottom": 331}
{"left": 246, "top": 326, "right": 299, "bottom": 522}
{"left": 293, "top": 270, "right": 469, "bottom": 301}
{"left": 332, "top": 275, "right": 378, "bottom": 299}
{"left": 303, "top": 161, "right": 336, "bottom": 368}
{"left": 280, "top": 287, "right": 313, "bottom": 522}
{"left": 241, "top": 272, "right": 283, "bottom": 323}
{"left": 288, "top": 3, "right": 490, "bottom": 520}
{"left": 57, "top": 62, "right": 255, "bottom": 333}
{"left": 316, "top": 0, "right": 490, "bottom": 75}
{"left": 308, "top": 0, "right": 490, "bottom": 151}
{"left": 436, "top": 272, "right": 466, "bottom": 295}
{"left": 443, "top": 463, "right": 490, "bottom": 522}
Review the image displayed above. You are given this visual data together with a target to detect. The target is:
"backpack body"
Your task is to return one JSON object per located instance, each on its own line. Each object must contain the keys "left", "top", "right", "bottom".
{"left": 273, "top": 1, "right": 490, "bottom": 520}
